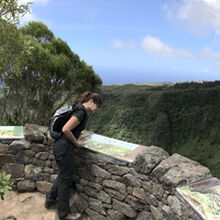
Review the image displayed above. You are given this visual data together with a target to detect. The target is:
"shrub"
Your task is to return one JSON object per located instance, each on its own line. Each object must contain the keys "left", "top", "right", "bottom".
{"left": 0, "top": 171, "right": 13, "bottom": 200}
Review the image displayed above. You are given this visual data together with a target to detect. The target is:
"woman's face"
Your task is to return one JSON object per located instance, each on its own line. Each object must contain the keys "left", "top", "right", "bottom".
{"left": 89, "top": 99, "right": 99, "bottom": 113}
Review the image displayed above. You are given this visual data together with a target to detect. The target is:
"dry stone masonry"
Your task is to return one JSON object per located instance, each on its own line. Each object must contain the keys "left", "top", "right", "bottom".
{"left": 0, "top": 124, "right": 213, "bottom": 220}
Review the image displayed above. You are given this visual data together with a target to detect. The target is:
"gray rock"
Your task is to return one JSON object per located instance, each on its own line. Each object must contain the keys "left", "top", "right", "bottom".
{"left": 149, "top": 194, "right": 159, "bottom": 207}
{"left": 97, "top": 190, "right": 111, "bottom": 204}
{"left": 77, "top": 168, "right": 95, "bottom": 181}
{"left": 79, "top": 149, "right": 128, "bottom": 166}
{"left": 106, "top": 165, "right": 130, "bottom": 176}
{"left": 24, "top": 164, "right": 43, "bottom": 181}
{"left": 70, "top": 192, "right": 89, "bottom": 213}
{"left": 104, "top": 188, "right": 127, "bottom": 201}
{"left": 89, "top": 198, "right": 106, "bottom": 215}
{"left": 133, "top": 146, "right": 169, "bottom": 174}
{"left": 167, "top": 196, "right": 183, "bottom": 217}
{"left": 107, "top": 209, "right": 125, "bottom": 220}
{"left": 84, "top": 186, "right": 97, "bottom": 198}
{"left": 2, "top": 163, "right": 24, "bottom": 178}
{"left": 24, "top": 150, "right": 35, "bottom": 158}
{"left": 35, "top": 152, "right": 49, "bottom": 160}
{"left": 152, "top": 182, "right": 164, "bottom": 198}
{"left": 50, "top": 174, "right": 57, "bottom": 182}
{"left": 10, "top": 140, "right": 30, "bottom": 151}
{"left": 80, "top": 178, "right": 89, "bottom": 186}
{"left": 142, "top": 180, "right": 153, "bottom": 193}
{"left": 161, "top": 205, "right": 176, "bottom": 220}
{"left": 45, "top": 160, "right": 52, "bottom": 167}
{"left": 29, "top": 143, "right": 45, "bottom": 153}
{"left": 0, "top": 154, "right": 15, "bottom": 163}
{"left": 48, "top": 154, "right": 55, "bottom": 160}
{"left": 36, "top": 181, "right": 52, "bottom": 193}
{"left": 132, "top": 187, "right": 146, "bottom": 200}
{"left": 153, "top": 153, "right": 212, "bottom": 187}
{"left": 150, "top": 205, "right": 162, "bottom": 220}
{"left": 17, "top": 180, "right": 36, "bottom": 192}
{"left": 43, "top": 167, "right": 54, "bottom": 174}
{"left": 112, "top": 198, "right": 137, "bottom": 218}
{"left": 15, "top": 152, "right": 25, "bottom": 164}
{"left": 24, "top": 124, "right": 46, "bottom": 143}
{"left": 125, "top": 195, "right": 146, "bottom": 211}
{"left": 85, "top": 208, "right": 106, "bottom": 220}
{"left": 0, "top": 143, "right": 9, "bottom": 153}
{"left": 111, "top": 175, "right": 122, "bottom": 181}
{"left": 76, "top": 183, "right": 84, "bottom": 192}
{"left": 123, "top": 174, "right": 141, "bottom": 187}
{"left": 127, "top": 186, "right": 133, "bottom": 195}
{"left": 103, "top": 203, "right": 112, "bottom": 209}
{"left": 103, "top": 180, "right": 126, "bottom": 192}
{"left": 136, "top": 210, "right": 153, "bottom": 220}
{"left": 91, "top": 164, "right": 111, "bottom": 179}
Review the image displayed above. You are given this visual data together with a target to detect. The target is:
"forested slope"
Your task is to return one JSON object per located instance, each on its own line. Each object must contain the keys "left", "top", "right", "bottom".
{"left": 86, "top": 81, "right": 220, "bottom": 178}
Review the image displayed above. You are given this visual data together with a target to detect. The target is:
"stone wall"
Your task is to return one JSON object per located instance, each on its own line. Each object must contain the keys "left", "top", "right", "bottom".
{"left": 0, "top": 124, "right": 213, "bottom": 220}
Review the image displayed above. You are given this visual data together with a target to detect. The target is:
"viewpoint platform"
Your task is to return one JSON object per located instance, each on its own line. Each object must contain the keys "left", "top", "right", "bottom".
{"left": 0, "top": 126, "right": 220, "bottom": 219}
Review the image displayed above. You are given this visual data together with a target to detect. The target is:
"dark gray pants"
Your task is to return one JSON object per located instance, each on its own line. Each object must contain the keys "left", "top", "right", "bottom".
{"left": 47, "top": 138, "right": 74, "bottom": 219}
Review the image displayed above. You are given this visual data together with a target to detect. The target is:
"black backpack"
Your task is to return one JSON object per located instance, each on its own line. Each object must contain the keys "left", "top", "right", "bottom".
{"left": 49, "top": 105, "right": 75, "bottom": 140}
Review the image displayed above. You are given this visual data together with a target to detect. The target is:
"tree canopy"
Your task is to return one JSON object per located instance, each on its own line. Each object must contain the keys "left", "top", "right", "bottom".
{"left": 0, "top": 20, "right": 102, "bottom": 125}
{"left": 0, "top": 0, "right": 30, "bottom": 23}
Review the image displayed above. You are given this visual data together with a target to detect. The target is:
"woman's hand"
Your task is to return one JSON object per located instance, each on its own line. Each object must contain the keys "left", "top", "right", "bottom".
{"left": 75, "top": 141, "right": 84, "bottom": 149}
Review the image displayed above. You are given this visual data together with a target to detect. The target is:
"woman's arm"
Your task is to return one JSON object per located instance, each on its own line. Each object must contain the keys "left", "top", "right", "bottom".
{"left": 62, "top": 116, "right": 84, "bottom": 148}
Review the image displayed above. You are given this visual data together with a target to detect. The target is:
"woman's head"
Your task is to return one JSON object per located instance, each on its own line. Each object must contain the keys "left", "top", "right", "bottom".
{"left": 76, "top": 91, "right": 102, "bottom": 113}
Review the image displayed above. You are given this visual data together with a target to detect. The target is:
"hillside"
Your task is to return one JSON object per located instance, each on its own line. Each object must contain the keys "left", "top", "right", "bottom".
{"left": 86, "top": 81, "right": 220, "bottom": 178}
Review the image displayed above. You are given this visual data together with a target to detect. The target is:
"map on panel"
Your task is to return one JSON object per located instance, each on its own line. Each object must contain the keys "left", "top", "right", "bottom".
{"left": 0, "top": 126, "right": 24, "bottom": 139}
{"left": 176, "top": 178, "right": 220, "bottom": 220}
{"left": 79, "top": 131, "right": 147, "bottom": 162}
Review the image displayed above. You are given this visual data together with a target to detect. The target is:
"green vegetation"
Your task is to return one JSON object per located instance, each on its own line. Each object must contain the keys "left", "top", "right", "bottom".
{"left": 0, "top": 0, "right": 31, "bottom": 201}
{"left": 0, "top": 171, "right": 13, "bottom": 200}
{"left": 0, "top": 14, "right": 102, "bottom": 125}
{"left": 87, "top": 81, "right": 220, "bottom": 178}
{"left": 1, "top": 0, "right": 219, "bottom": 182}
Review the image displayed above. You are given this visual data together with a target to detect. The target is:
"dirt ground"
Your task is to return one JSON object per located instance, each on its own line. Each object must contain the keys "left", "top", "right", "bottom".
{"left": 0, "top": 191, "right": 90, "bottom": 220}
{"left": 0, "top": 191, "right": 59, "bottom": 220}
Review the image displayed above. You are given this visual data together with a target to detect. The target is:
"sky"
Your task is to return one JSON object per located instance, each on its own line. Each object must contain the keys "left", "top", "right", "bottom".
{"left": 19, "top": 0, "right": 220, "bottom": 84}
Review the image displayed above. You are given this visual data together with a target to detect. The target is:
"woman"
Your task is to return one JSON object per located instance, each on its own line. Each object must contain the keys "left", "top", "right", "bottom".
{"left": 45, "top": 91, "right": 102, "bottom": 220}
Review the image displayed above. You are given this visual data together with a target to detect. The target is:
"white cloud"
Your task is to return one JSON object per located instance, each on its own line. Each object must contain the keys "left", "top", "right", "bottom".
{"left": 20, "top": 12, "right": 36, "bottom": 24}
{"left": 172, "top": 66, "right": 178, "bottom": 70}
{"left": 199, "top": 47, "right": 220, "bottom": 66}
{"left": 111, "top": 40, "right": 135, "bottom": 49}
{"left": 34, "top": 0, "right": 51, "bottom": 5}
{"left": 201, "top": 69, "right": 209, "bottom": 72}
{"left": 163, "top": 0, "right": 220, "bottom": 36}
{"left": 19, "top": 0, "right": 50, "bottom": 5}
{"left": 141, "top": 35, "right": 192, "bottom": 58}
{"left": 18, "top": 0, "right": 51, "bottom": 25}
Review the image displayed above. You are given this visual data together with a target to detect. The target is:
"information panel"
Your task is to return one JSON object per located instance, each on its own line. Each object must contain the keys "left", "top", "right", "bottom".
{"left": 0, "top": 126, "right": 24, "bottom": 139}
{"left": 176, "top": 178, "right": 220, "bottom": 220}
{"left": 80, "top": 131, "right": 147, "bottom": 162}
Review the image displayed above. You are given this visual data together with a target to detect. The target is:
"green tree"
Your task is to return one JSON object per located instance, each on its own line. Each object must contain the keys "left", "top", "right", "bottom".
{"left": 0, "top": 0, "right": 31, "bottom": 83}
{"left": 0, "top": 0, "right": 30, "bottom": 23}
{"left": 1, "top": 21, "right": 102, "bottom": 125}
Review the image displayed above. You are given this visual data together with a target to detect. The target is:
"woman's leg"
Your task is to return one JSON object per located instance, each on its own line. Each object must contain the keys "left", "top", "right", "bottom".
{"left": 56, "top": 147, "right": 74, "bottom": 219}
{"left": 45, "top": 176, "right": 59, "bottom": 208}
